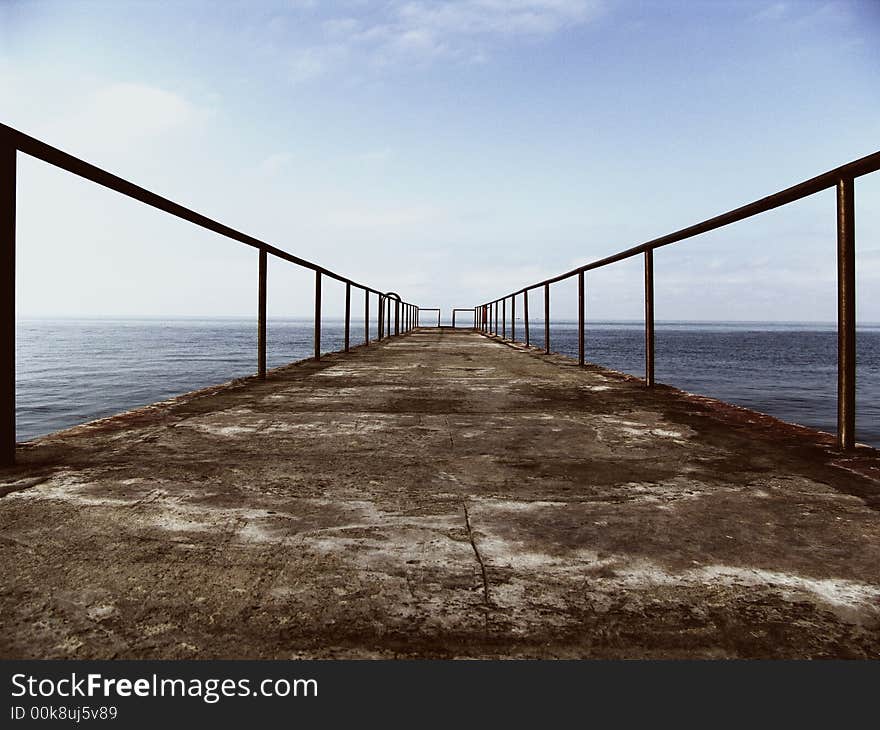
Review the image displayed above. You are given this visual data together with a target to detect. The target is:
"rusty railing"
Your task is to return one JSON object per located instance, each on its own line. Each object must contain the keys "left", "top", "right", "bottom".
{"left": 451, "top": 308, "right": 477, "bottom": 329}
{"left": 476, "top": 150, "right": 880, "bottom": 451}
{"left": 0, "top": 123, "right": 423, "bottom": 466}
{"left": 418, "top": 308, "right": 441, "bottom": 327}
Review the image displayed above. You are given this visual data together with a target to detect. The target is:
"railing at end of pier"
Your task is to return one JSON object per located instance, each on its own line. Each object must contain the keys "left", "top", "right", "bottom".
{"left": 451, "top": 309, "right": 477, "bottom": 329}
{"left": 418, "top": 308, "right": 441, "bottom": 328}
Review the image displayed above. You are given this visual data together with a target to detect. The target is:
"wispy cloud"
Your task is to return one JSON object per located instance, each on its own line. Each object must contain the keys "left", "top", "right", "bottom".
{"left": 255, "top": 152, "right": 293, "bottom": 177}
{"left": 352, "top": 147, "right": 394, "bottom": 164}
{"left": 288, "top": 43, "right": 350, "bottom": 84}
{"left": 750, "top": 2, "right": 789, "bottom": 23}
{"left": 38, "top": 82, "right": 211, "bottom": 151}
{"left": 279, "top": 0, "right": 603, "bottom": 81}
{"left": 750, "top": 0, "right": 858, "bottom": 28}
{"left": 396, "top": 0, "right": 599, "bottom": 37}
{"left": 326, "top": 203, "right": 441, "bottom": 230}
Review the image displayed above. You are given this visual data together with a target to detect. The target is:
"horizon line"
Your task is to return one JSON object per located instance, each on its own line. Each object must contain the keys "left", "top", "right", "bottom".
{"left": 13, "top": 315, "right": 880, "bottom": 327}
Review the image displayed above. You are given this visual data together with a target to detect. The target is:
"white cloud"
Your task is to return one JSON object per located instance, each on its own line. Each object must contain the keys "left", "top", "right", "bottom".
{"left": 288, "top": 44, "right": 347, "bottom": 83}
{"left": 396, "top": 0, "right": 599, "bottom": 37}
{"left": 326, "top": 204, "right": 440, "bottom": 229}
{"left": 255, "top": 152, "right": 293, "bottom": 176}
{"left": 459, "top": 263, "right": 561, "bottom": 294}
{"left": 751, "top": 2, "right": 788, "bottom": 23}
{"left": 37, "top": 82, "right": 210, "bottom": 152}
{"left": 322, "top": 17, "right": 361, "bottom": 37}
{"left": 352, "top": 147, "right": 394, "bottom": 164}
{"left": 281, "top": 0, "right": 602, "bottom": 81}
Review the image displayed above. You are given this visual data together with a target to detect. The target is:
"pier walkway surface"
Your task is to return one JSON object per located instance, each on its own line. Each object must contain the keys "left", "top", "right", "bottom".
{"left": 2, "top": 329, "right": 880, "bottom": 659}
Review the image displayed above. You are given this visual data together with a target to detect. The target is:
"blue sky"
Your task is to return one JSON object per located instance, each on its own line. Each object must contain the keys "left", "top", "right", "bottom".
{"left": 2, "top": 0, "right": 878, "bottom": 321}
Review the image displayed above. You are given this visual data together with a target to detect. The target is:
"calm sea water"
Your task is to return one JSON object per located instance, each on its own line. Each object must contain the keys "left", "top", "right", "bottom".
{"left": 14, "top": 318, "right": 880, "bottom": 448}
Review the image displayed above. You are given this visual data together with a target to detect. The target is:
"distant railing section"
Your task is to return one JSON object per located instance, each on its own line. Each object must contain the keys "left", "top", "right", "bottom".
{"left": 451, "top": 309, "right": 477, "bottom": 329}
{"left": 418, "top": 308, "right": 441, "bottom": 327}
{"left": 475, "top": 151, "right": 880, "bottom": 451}
{"left": 0, "top": 123, "right": 424, "bottom": 466}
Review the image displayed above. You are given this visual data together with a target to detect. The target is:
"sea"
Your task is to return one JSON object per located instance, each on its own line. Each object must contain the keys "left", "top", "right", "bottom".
{"left": 14, "top": 318, "right": 880, "bottom": 449}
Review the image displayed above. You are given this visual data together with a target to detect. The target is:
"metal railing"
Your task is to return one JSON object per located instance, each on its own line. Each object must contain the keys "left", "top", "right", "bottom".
{"left": 451, "top": 309, "right": 477, "bottom": 329}
{"left": 476, "top": 150, "right": 880, "bottom": 451}
{"left": 0, "top": 123, "right": 423, "bottom": 466}
{"left": 418, "top": 308, "right": 441, "bottom": 327}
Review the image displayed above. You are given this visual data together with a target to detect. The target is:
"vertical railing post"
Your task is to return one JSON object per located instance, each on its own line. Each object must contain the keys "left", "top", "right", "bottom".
{"left": 644, "top": 249, "right": 655, "bottom": 387}
{"left": 314, "top": 270, "right": 322, "bottom": 360}
{"left": 0, "top": 142, "right": 16, "bottom": 466}
{"left": 394, "top": 300, "right": 400, "bottom": 336}
{"left": 344, "top": 282, "right": 351, "bottom": 352}
{"left": 379, "top": 296, "right": 384, "bottom": 340}
{"left": 524, "top": 291, "right": 530, "bottom": 348}
{"left": 578, "top": 270, "right": 585, "bottom": 366}
{"left": 543, "top": 283, "right": 550, "bottom": 353}
{"left": 365, "top": 289, "right": 370, "bottom": 345}
{"left": 837, "top": 176, "right": 856, "bottom": 450}
{"left": 502, "top": 298, "right": 506, "bottom": 339}
{"left": 512, "top": 295, "right": 516, "bottom": 342}
{"left": 257, "top": 248, "right": 267, "bottom": 380}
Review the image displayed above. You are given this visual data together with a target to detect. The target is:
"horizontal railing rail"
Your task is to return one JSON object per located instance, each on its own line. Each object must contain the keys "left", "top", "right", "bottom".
{"left": 476, "top": 150, "right": 880, "bottom": 451}
{"left": 0, "top": 123, "right": 423, "bottom": 466}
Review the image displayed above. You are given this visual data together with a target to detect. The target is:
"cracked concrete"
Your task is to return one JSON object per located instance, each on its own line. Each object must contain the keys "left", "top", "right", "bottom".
{"left": 1, "top": 328, "right": 880, "bottom": 659}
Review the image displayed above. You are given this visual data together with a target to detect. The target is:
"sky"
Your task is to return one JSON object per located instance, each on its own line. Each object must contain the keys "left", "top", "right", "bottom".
{"left": 1, "top": 0, "right": 879, "bottom": 322}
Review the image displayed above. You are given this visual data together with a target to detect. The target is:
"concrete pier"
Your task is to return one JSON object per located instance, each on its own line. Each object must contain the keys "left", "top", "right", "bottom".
{"left": 2, "top": 329, "right": 880, "bottom": 659}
